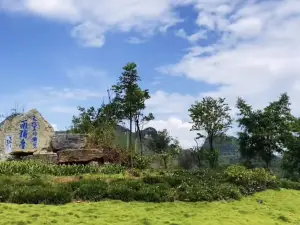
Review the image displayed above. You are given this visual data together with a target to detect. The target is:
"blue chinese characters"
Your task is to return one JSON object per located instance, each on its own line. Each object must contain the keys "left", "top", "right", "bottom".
{"left": 20, "top": 120, "right": 28, "bottom": 150}
{"left": 31, "top": 116, "right": 39, "bottom": 149}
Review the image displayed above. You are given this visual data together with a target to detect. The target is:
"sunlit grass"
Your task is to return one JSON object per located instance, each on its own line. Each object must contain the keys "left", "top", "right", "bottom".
{"left": 1, "top": 189, "right": 300, "bottom": 225}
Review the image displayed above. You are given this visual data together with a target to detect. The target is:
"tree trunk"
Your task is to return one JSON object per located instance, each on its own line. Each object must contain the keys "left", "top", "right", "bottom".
{"left": 163, "top": 156, "right": 168, "bottom": 169}
{"left": 209, "top": 135, "right": 214, "bottom": 152}
{"left": 129, "top": 114, "right": 133, "bottom": 168}
{"left": 136, "top": 119, "right": 143, "bottom": 156}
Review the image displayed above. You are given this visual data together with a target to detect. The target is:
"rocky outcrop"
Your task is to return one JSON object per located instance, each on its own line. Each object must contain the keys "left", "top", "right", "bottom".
{"left": 57, "top": 149, "right": 104, "bottom": 164}
{"left": 22, "top": 152, "right": 58, "bottom": 164}
{"left": 51, "top": 134, "right": 87, "bottom": 152}
{"left": 0, "top": 109, "right": 55, "bottom": 155}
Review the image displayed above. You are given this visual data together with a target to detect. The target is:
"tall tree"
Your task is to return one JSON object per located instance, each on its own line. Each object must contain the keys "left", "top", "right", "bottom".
{"left": 188, "top": 97, "right": 232, "bottom": 168}
{"left": 236, "top": 93, "right": 294, "bottom": 168}
{"left": 132, "top": 88, "right": 154, "bottom": 156}
{"left": 282, "top": 117, "right": 300, "bottom": 180}
{"left": 236, "top": 98, "right": 259, "bottom": 167}
{"left": 147, "top": 129, "right": 181, "bottom": 169}
{"left": 112, "top": 62, "right": 153, "bottom": 165}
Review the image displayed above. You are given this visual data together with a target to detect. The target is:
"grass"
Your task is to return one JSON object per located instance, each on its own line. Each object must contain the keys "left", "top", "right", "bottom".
{"left": 1, "top": 189, "right": 300, "bottom": 225}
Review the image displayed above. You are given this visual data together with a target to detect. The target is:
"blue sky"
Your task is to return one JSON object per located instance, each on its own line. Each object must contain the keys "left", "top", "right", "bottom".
{"left": 0, "top": 0, "right": 299, "bottom": 148}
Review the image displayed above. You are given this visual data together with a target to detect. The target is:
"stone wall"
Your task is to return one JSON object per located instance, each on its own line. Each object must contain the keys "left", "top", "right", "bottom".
{"left": 0, "top": 109, "right": 55, "bottom": 155}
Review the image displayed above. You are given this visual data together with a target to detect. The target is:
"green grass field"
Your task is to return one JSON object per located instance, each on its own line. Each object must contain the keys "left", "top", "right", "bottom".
{"left": 1, "top": 189, "right": 300, "bottom": 225}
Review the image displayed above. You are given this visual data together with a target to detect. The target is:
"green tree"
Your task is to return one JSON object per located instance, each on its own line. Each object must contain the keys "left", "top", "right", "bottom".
{"left": 132, "top": 88, "right": 154, "bottom": 156}
{"left": 236, "top": 93, "right": 294, "bottom": 169}
{"left": 282, "top": 118, "right": 300, "bottom": 180}
{"left": 191, "top": 138, "right": 204, "bottom": 168}
{"left": 188, "top": 97, "right": 232, "bottom": 168}
{"left": 147, "top": 129, "right": 181, "bottom": 169}
{"left": 71, "top": 98, "right": 122, "bottom": 147}
{"left": 112, "top": 62, "right": 153, "bottom": 165}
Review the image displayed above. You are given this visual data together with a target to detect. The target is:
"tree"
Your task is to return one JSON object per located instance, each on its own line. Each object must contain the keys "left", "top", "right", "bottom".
{"left": 71, "top": 98, "right": 122, "bottom": 147}
{"left": 282, "top": 117, "right": 300, "bottom": 180}
{"left": 188, "top": 97, "right": 232, "bottom": 168}
{"left": 132, "top": 88, "right": 154, "bottom": 156}
{"left": 236, "top": 98, "right": 259, "bottom": 167}
{"left": 236, "top": 93, "right": 294, "bottom": 169}
{"left": 191, "top": 138, "right": 204, "bottom": 168}
{"left": 112, "top": 62, "right": 153, "bottom": 166}
{"left": 147, "top": 129, "right": 181, "bottom": 169}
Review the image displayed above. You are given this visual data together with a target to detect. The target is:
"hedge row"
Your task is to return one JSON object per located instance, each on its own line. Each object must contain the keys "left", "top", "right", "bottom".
{"left": 0, "top": 165, "right": 283, "bottom": 205}
{"left": 0, "top": 161, "right": 125, "bottom": 176}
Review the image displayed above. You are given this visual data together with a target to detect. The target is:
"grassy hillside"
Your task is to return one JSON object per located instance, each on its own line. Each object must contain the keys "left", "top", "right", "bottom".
{"left": 1, "top": 190, "right": 299, "bottom": 225}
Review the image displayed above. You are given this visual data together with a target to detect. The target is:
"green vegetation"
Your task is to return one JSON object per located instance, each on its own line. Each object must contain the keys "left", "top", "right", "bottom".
{"left": 189, "top": 97, "right": 232, "bottom": 168}
{"left": 0, "top": 161, "right": 126, "bottom": 176}
{"left": 0, "top": 190, "right": 300, "bottom": 225}
{"left": 0, "top": 162, "right": 292, "bottom": 205}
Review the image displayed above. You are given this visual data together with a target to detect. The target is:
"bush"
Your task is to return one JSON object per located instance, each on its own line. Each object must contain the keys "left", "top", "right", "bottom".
{"left": 225, "top": 165, "right": 279, "bottom": 195}
{"left": 177, "top": 182, "right": 241, "bottom": 202}
{"left": 142, "top": 176, "right": 166, "bottom": 185}
{"left": 280, "top": 180, "right": 300, "bottom": 190}
{"left": 9, "top": 185, "right": 72, "bottom": 205}
{"left": 135, "top": 185, "right": 171, "bottom": 202}
{"left": 73, "top": 180, "right": 108, "bottom": 201}
{"left": 0, "top": 161, "right": 100, "bottom": 176}
{"left": 107, "top": 182, "right": 136, "bottom": 202}
{"left": 133, "top": 156, "right": 153, "bottom": 170}
{"left": 101, "top": 164, "right": 125, "bottom": 174}
{"left": 0, "top": 185, "right": 12, "bottom": 202}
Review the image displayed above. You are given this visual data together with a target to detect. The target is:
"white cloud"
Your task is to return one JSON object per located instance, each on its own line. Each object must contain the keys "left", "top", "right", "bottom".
{"left": 175, "top": 29, "right": 206, "bottom": 43}
{"left": 71, "top": 22, "right": 105, "bottom": 47}
{"left": 0, "top": 0, "right": 189, "bottom": 47}
{"left": 228, "top": 18, "right": 263, "bottom": 38}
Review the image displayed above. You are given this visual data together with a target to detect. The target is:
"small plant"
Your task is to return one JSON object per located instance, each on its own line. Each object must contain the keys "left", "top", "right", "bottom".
{"left": 101, "top": 163, "right": 126, "bottom": 174}
{"left": 133, "top": 156, "right": 153, "bottom": 170}
{"left": 73, "top": 180, "right": 108, "bottom": 201}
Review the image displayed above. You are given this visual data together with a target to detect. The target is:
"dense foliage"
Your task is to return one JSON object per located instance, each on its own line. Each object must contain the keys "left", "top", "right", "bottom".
{"left": 0, "top": 162, "right": 295, "bottom": 205}
{"left": 189, "top": 97, "right": 232, "bottom": 168}
{"left": 0, "top": 161, "right": 125, "bottom": 176}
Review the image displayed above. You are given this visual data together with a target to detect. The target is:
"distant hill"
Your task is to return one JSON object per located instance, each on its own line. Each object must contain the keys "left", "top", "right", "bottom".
{"left": 202, "top": 136, "right": 240, "bottom": 156}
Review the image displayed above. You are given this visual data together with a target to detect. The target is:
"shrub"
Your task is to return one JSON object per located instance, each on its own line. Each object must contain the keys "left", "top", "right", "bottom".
{"left": 133, "top": 156, "right": 153, "bottom": 170}
{"left": 101, "top": 164, "right": 125, "bottom": 174}
{"left": 127, "top": 168, "right": 141, "bottom": 177}
{"left": 107, "top": 182, "right": 136, "bottom": 202}
{"left": 177, "top": 185, "right": 213, "bottom": 202}
{"left": 225, "top": 165, "right": 279, "bottom": 194}
{"left": 0, "top": 185, "right": 12, "bottom": 202}
{"left": 135, "top": 185, "right": 170, "bottom": 202}
{"left": 0, "top": 161, "right": 100, "bottom": 176}
{"left": 142, "top": 176, "right": 166, "bottom": 185}
{"left": 73, "top": 180, "right": 108, "bottom": 201}
{"left": 280, "top": 180, "right": 300, "bottom": 190}
{"left": 9, "top": 185, "right": 72, "bottom": 205}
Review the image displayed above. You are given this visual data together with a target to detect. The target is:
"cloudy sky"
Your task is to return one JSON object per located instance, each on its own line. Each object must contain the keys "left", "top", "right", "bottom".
{"left": 0, "top": 0, "right": 299, "bottom": 148}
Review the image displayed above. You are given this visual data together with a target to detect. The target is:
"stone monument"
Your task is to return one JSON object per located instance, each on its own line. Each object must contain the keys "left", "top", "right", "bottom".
{"left": 0, "top": 109, "right": 105, "bottom": 165}
{"left": 0, "top": 109, "right": 55, "bottom": 156}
